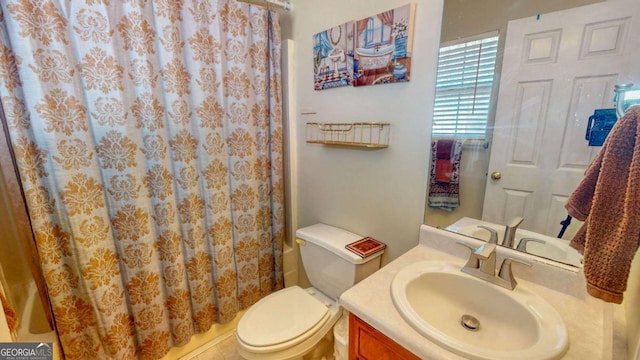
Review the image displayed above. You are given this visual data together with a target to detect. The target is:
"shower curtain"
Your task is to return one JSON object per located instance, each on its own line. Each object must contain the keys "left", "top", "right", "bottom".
{"left": 0, "top": 1, "right": 284, "bottom": 359}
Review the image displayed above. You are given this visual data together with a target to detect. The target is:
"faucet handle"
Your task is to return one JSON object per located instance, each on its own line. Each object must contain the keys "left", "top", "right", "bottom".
{"left": 456, "top": 240, "right": 480, "bottom": 269}
{"left": 456, "top": 240, "right": 496, "bottom": 259}
{"left": 476, "top": 225, "right": 499, "bottom": 244}
{"left": 503, "top": 216, "right": 525, "bottom": 248}
{"left": 473, "top": 242, "right": 497, "bottom": 260}
{"left": 475, "top": 242, "right": 498, "bottom": 276}
{"left": 507, "top": 216, "right": 525, "bottom": 228}
{"left": 498, "top": 257, "right": 532, "bottom": 290}
{"left": 456, "top": 240, "right": 478, "bottom": 251}
{"left": 516, "top": 237, "right": 546, "bottom": 251}
{"left": 457, "top": 240, "right": 497, "bottom": 276}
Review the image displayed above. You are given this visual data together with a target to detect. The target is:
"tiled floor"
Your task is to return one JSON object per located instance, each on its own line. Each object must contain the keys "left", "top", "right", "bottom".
{"left": 182, "top": 332, "right": 243, "bottom": 360}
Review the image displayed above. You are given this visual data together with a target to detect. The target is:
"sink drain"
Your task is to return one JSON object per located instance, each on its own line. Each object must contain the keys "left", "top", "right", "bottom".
{"left": 460, "top": 314, "right": 480, "bottom": 332}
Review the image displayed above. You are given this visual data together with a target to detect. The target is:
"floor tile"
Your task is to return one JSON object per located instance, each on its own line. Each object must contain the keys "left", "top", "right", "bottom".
{"left": 217, "top": 334, "right": 243, "bottom": 360}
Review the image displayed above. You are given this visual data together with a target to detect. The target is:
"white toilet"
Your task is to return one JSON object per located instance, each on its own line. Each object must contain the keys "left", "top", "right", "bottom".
{"left": 235, "top": 223, "right": 384, "bottom": 360}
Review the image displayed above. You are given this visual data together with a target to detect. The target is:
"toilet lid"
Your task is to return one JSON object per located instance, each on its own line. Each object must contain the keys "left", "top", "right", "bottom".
{"left": 236, "top": 286, "right": 329, "bottom": 348}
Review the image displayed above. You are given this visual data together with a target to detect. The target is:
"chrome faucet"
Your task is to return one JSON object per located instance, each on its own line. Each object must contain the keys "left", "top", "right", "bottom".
{"left": 516, "top": 237, "right": 546, "bottom": 252}
{"left": 498, "top": 258, "right": 531, "bottom": 290}
{"left": 457, "top": 240, "right": 532, "bottom": 290}
{"left": 477, "top": 225, "right": 499, "bottom": 244}
{"left": 502, "top": 216, "right": 524, "bottom": 248}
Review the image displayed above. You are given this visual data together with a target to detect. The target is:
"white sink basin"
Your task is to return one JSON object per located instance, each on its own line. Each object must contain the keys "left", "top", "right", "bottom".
{"left": 391, "top": 261, "right": 568, "bottom": 360}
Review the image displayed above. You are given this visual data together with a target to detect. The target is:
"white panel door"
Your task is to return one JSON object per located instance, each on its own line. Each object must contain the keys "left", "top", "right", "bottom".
{"left": 482, "top": 0, "right": 640, "bottom": 238}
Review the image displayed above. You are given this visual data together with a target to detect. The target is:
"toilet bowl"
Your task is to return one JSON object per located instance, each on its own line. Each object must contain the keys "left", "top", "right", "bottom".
{"left": 236, "top": 224, "right": 384, "bottom": 360}
{"left": 236, "top": 286, "right": 341, "bottom": 360}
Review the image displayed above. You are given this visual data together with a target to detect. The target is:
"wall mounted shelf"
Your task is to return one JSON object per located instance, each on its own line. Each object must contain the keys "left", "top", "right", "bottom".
{"left": 306, "top": 122, "right": 390, "bottom": 148}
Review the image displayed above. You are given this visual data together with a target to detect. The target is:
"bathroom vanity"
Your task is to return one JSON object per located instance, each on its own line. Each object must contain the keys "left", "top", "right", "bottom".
{"left": 349, "top": 313, "right": 419, "bottom": 360}
{"left": 340, "top": 225, "right": 628, "bottom": 359}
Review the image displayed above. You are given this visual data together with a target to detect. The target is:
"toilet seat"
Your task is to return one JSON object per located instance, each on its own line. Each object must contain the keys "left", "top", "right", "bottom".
{"left": 236, "top": 286, "right": 330, "bottom": 353}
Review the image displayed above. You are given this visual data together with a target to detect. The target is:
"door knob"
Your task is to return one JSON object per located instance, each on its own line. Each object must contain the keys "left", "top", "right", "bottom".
{"left": 490, "top": 171, "right": 502, "bottom": 180}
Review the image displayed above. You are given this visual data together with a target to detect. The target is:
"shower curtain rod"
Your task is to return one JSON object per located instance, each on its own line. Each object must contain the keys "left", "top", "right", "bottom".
{"left": 237, "top": 0, "right": 293, "bottom": 11}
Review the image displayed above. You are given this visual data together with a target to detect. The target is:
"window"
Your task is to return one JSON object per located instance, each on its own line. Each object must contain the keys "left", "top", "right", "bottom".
{"left": 364, "top": 17, "right": 390, "bottom": 47}
{"left": 432, "top": 33, "right": 499, "bottom": 137}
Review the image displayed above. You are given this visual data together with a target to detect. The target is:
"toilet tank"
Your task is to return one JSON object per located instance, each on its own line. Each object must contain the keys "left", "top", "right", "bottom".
{"left": 296, "top": 224, "right": 384, "bottom": 301}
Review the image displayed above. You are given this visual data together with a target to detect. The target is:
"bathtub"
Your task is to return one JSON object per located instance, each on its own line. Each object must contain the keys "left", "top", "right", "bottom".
{"left": 11, "top": 244, "right": 299, "bottom": 360}
{"left": 173, "top": 244, "right": 298, "bottom": 359}
{"left": 17, "top": 281, "right": 242, "bottom": 360}
{"left": 355, "top": 44, "right": 395, "bottom": 70}
{"left": 16, "top": 283, "right": 61, "bottom": 359}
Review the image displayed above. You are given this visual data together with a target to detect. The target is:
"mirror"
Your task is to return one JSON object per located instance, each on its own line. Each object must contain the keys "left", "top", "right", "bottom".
{"left": 424, "top": 0, "right": 640, "bottom": 267}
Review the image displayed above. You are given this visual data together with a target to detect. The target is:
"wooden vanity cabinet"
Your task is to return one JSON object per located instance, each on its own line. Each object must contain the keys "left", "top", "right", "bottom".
{"left": 349, "top": 313, "right": 420, "bottom": 360}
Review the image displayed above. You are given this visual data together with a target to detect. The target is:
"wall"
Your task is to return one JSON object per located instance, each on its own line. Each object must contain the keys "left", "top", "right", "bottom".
{"left": 626, "top": 253, "right": 640, "bottom": 360}
{"left": 288, "top": 0, "right": 444, "bottom": 264}
{"left": 0, "top": 166, "right": 31, "bottom": 318}
{"left": 440, "top": 0, "right": 602, "bottom": 44}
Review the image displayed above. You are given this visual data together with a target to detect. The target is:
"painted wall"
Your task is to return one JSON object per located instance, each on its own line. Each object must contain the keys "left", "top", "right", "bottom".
{"left": 0, "top": 167, "right": 31, "bottom": 318}
{"left": 626, "top": 253, "right": 640, "bottom": 360}
{"left": 440, "top": 0, "right": 603, "bottom": 44}
{"left": 287, "top": 0, "right": 443, "bottom": 263}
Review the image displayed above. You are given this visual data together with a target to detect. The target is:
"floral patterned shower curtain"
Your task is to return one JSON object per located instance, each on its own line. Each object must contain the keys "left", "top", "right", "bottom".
{"left": 0, "top": 0, "right": 284, "bottom": 358}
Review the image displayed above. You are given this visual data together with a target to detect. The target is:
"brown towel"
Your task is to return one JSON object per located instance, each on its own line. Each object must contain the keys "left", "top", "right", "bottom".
{"left": 1, "top": 291, "right": 19, "bottom": 333}
{"left": 436, "top": 139, "right": 455, "bottom": 159}
{"left": 565, "top": 106, "right": 640, "bottom": 304}
{"left": 435, "top": 139, "right": 455, "bottom": 182}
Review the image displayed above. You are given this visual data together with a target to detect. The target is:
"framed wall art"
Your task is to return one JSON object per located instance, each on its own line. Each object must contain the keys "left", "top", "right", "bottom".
{"left": 313, "top": 22, "right": 355, "bottom": 90}
{"left": 352, "top": 3, "right": 416, "bottom": 87}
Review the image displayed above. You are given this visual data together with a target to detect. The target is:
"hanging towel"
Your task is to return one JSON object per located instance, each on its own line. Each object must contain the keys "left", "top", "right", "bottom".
{"left": 565, "top": 106, "right": 640, "bottom": 304}
{"left": 428, "top": 139, "right": 463, "bottom": 211}
{"left": 0, "top": 290, "right": 19, "bottom": 334}
{"left": 434, "top": 139, "right": 455, "bottom": 182}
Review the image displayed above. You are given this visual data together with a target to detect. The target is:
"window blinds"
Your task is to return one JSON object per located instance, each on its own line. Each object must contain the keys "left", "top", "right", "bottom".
{"left": 432, "top": 34, "right": 499, "bottom": 137}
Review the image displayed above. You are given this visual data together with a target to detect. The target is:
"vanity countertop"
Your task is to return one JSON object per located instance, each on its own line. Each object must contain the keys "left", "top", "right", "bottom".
{"left": 339, "top": 225, "right": 627, "bottom": 360}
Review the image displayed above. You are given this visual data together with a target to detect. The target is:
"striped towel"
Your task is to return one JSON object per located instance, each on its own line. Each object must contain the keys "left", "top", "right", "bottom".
{"left": 428, "top": 139, "right": 463, "bottom": 211}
